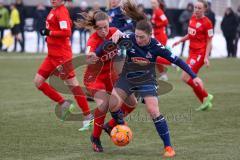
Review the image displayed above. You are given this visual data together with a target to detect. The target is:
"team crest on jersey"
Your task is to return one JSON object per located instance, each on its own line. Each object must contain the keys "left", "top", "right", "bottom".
{"left": 196, "top": 22, "right": 202, "bottom": 28}
{"left": 189, "top": 59, "right": 196, "bottom": 65}
{"left": 131, "top": 57, "right": 150, "bottom": 66}
{"left": 146, "top": 52, "right": 153, "bottom": 59}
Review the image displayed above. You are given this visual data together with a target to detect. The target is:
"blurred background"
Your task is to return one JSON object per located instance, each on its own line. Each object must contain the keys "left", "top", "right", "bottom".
{"left": 0, "top": 0, "right": 240, "bottom": 58}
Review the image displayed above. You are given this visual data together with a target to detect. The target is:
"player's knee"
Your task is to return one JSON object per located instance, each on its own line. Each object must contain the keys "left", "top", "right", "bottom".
{"left": 148, "top": 110, "right": 161, "bottom": 119}
{"left": 33, "top": 76, "right": 44, "bottom": 88}
{"left": 126, "top": 98, "right": 137, "bottom": 108}
{"left": 109, "top": 96, "right": 121, "bottom": 112}
{"left": 98, "top": 102, "right": 109, "bottom": 113}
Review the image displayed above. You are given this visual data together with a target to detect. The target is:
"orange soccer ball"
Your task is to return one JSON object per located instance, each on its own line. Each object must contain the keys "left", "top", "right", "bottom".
{"left": 110, "top": 125, "right": 133, "bottom": 147}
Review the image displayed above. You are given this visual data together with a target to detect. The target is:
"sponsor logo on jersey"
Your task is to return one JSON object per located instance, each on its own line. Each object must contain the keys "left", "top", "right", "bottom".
{"left": 188, "top": 27, "right": 196, "bottom": 36}
{"left": 100, "top": 49, "right": 118, "bottom": 62}
{"left": 131, "top": 57, "right": 150, "bottom": 66}
{"left": 160, "top": 14, "right": 167, "bottom": 21}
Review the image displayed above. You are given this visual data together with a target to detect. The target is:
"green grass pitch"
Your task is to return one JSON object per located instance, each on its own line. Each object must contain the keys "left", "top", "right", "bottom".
{"left": 0, "top": 53, "right": 240, "bottom": 160}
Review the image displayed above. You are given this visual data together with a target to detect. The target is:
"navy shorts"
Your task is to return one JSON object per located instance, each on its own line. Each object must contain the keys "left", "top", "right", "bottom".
{"left": 115, "top": 75, "right": 158, "bottom": 98}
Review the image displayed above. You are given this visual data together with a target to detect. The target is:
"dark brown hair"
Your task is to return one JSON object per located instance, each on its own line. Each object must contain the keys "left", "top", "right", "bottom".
{"left": 75, "top": 11, "right": 108, "bottom": 29}
{"left": 122, "top": 0, "right": 152, "bottom": 35}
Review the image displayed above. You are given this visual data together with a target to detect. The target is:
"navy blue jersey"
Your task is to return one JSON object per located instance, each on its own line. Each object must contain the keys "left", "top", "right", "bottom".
{"left": 108, "top": 7, "right": 133, "bottom": 32}
{"left": 119, "top": 33, "right": 196, "bottom": 83}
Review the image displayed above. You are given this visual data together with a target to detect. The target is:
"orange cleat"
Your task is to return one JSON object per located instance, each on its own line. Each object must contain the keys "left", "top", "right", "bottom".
{"left": 163, "top": 146, "right": 176, "bottom": 158}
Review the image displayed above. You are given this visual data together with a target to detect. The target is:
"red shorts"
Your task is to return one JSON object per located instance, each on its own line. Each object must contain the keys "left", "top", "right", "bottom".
{"left": 186, "top": 50, "right": 205, "bottom": 73}
{"left": 37, "top": 56, "right": 75, "bottom": 80}
{"left": 84, "top": 72, "right": 118, "bottom": 96}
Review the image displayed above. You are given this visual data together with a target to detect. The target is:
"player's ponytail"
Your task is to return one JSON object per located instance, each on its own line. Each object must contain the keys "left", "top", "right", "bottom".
{"left": 121, "top": 0, "right": 146, "bottom": 22}
{"left": 121, "top": 0, "right": 152, "bottom": 35}
{"left": 75, "top": 11, "right": 109, "bottom": 29}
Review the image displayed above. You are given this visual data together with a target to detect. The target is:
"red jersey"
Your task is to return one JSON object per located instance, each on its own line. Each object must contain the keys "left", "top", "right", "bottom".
{"left": 84, "top": 27, "right": 118, "bottom": 82}
{"left": 45, "top": 5, "right": 72, "bottom": 57}
{"left": 151, "top": 8, "right": 168, "bottom": 35}
{"left": 188, "top": 15, "right": 213, "bottom": 53}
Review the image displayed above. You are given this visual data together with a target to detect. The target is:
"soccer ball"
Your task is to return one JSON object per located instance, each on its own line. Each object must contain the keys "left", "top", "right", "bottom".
{"left": 110, "top": 125, "right": 133, "bottom": 147}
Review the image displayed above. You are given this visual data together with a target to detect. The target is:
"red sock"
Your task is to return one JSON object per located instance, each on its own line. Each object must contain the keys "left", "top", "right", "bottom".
{"left": 70, "top": 86, "right": 90, "bottom": 116}
{"left": 187, "top": 79, "right": 208, "bottom": 102}
{"left": 93, "top": 108, "right": 106, "bottom": 138}
{"left": 38, "top": 82, "right": 64, "bottom": 104}
{"left": 108, "top": 104, "right": 135, "bottom": 128}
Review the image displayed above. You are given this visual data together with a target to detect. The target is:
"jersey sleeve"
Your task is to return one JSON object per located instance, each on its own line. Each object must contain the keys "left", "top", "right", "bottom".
{"left": 205, "top": 19, "right": 214, "bottom": 39}
{"left": 86, "top": 34, "right": 99, "bottom": 54}
{"left": 153, "top": 42, "right": 197, "bottom": 79}
{"left": 51, "top": 8, "right": 72, "bottom": 37}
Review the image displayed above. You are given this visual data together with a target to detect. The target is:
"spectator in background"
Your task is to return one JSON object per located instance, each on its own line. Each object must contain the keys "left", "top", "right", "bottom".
{"left": 205, "top": 2, "right": 215, "bottom": 57}
{"left": 236, "top": 5, "right": 240, "bottom": 56}
{"left": 137, "top": 3, "right": 152, "bottom": 20}
{"left": 205, "top": 2, "right": 216, "bottom": 31}
{"left": 77, "top": 1, "right": 89, "bottom": 53}
{"left": 179, "top": 3, "right": 194, "bottom": 56}
{"left": 137, "top": 3, "right": 145, "bottom": 13}
{"left": 0, "top": 0, "right": 9, "bottom": 51}
{"left": 92, "top": 1, "right": 101, "bottom": 12}
{"left": 15, "top": 0, "right": 25, "bottom": 52}
{"left": 107, "top": 0, "right": 133, "bottom": 32}
{"left": 66, "top": 1, "right": 77, "bottom": 44}
{"left": 34, "top": 3, "right": 48, "bottom": 53}
{"left": 221, "top": 7, "right": 238, "bottom": 58}
{"left": 9, "top": 3, "right": 23, "bottom": 53}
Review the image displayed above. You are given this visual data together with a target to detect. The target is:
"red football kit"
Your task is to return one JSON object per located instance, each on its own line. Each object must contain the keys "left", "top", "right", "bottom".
{"left": 151, "top": 8, "right": 168, "bottom": 46}
{"left": 152, "top": 8, "right": 171, "bottom": 69}
{"left": 84, "top": 27, "right": 119, "bottom": 96}
{"left": 38, "top": 4, "right": 74, "bottom": 79}
{"left": 187, "top": 15, "right": 213, "bottom": 73}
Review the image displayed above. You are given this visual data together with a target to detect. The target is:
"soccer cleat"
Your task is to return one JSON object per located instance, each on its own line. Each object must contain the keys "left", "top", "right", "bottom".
{"left": 103, "top": 123, "right": 113, "bottom": 136}
{"left": 163, "top": 146, "right": 176, "bottom": 158}
{"left": 90, "top": 135, "right": 103, "bottom": 152}
{"left": 78, "top": 114, "right": 94, "bottom": 131}
{"left": 60, "top": 100, "right": 75, "bottom": 122}
{"left": 196, "top": 94, "right": 214, "bottom": 111}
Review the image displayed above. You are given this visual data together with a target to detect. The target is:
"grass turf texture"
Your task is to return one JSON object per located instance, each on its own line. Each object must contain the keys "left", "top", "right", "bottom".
{"left": 0, "top": 53, "right": 240, "bottom": 160}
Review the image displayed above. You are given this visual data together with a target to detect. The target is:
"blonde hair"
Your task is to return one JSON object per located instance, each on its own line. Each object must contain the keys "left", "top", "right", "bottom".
{"left": 197, "top": 0, "right": 208, "bottom": 9}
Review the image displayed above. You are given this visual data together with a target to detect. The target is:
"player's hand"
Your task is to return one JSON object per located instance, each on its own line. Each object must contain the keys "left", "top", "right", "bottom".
{"left": 172, "top": 41, "right": 180, "bottom": 48}
{"left": 86, "top": 53, "right": 99, "bottom": 64}
{"left": 40, "top": 28, "right": 50, "bottom": 36}
{"left": 193, "top": 77, "right": 204, "bottom": 89}
{"left": 204, "top": 58, "right": 210, "bottom": 68}
{"left": 111, "top": 30, "right": 124, "bottom": 43}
